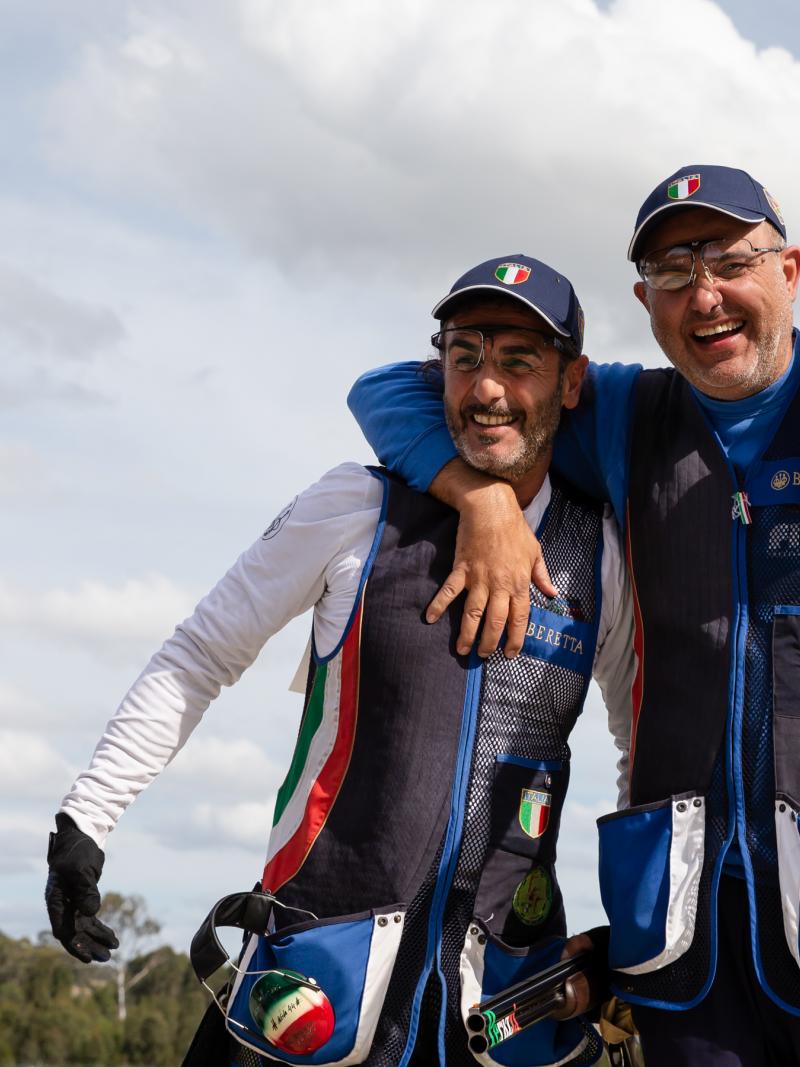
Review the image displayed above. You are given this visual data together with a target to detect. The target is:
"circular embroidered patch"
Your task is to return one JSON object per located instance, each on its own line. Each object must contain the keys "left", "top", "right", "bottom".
{"left": 512, "top": 865, "right": 553, "bottom": 926}
{"left": 262, "top": 496, "right": 298, "bottom": 540}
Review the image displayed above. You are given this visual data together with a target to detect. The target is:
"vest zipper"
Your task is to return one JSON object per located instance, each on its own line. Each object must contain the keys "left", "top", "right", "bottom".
{"left": 399, "top": 650, "right": 483, "bottom": 1067}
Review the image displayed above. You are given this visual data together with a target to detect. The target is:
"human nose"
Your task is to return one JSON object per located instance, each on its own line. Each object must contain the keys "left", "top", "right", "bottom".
{"left": 471, "top": 351, "right": 507, "bottom": 405}
{"left": 687, "top": 258, "right": 724, "bottom": 312}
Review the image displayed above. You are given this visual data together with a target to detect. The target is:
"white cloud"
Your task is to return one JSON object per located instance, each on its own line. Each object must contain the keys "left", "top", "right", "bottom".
{"left": 0, "top": 263, "right": 124, "bottom": 361}
{"left": 168, "top": 734, "right": 284, "bottom": 792}
{"left": 0, "top": 683, "right": 45, "bottom": 723}
{"left": 36, "top": 0, "right": 800, "bottom": 371}
{"left": 159, "top": 798, "right": 276, "bottom": 851}
{"left": 0, "top": 574, "right": 195, "bottom": 659}
{"left": 0, "top": 733, "right": 75, "bottom": 800}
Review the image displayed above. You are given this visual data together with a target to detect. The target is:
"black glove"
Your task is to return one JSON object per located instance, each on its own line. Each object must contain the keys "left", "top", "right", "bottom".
{"left": 45, "top": 812, "right": 119, "bottom": 963}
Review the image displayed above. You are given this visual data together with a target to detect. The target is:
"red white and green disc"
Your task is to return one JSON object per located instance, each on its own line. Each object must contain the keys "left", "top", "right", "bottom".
{"left": 249, "top": 968, "right": 335, "bottom": 1054}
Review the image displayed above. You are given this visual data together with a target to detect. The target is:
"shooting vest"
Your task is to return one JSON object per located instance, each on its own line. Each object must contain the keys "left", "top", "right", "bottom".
{"left": 598, "top": 368, "right": 800, "bottom": 1014}
{"left": 227, "top": 472, "right": 606, "bottom": 1067}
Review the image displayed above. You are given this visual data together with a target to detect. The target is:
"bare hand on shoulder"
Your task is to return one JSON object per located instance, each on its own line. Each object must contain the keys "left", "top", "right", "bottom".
{"left": 425, "top": 465, "right": 557, "bottom": 658}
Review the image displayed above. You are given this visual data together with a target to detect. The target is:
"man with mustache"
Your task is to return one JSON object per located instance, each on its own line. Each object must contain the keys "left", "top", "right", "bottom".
{"left": 45, "top": 256, "right": 633, "bottom": 1066}
{"left": 348, "top": 165, "right": 800, "bottom": 1064}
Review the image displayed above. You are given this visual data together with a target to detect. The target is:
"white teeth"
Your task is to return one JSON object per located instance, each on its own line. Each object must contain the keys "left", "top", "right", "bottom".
{"left": 473, "top": 413, "right": 514, "bottom": 426}
{"left": 693, "top": 320, "right": 744, "bottom": 338}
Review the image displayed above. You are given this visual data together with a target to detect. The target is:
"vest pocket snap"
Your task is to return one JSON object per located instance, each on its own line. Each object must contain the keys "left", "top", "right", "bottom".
{"left": 598, "top": 794, "right": 705, "bottom": 975}
{"left": 225, "top": 904, "right": 406, "bottom": 1065}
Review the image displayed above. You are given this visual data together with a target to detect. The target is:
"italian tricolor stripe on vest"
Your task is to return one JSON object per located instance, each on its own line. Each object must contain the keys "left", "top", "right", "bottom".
{"left": 262, "top": 599, "right": 362, "bottom": 892}
{"left": 667, "top": 175, "right": 700, "bottom": 201}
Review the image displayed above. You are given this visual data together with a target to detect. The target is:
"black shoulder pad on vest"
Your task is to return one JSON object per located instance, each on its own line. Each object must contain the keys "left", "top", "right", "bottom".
{"left": 627, "top": 370, "right": 733, "bottom": 805}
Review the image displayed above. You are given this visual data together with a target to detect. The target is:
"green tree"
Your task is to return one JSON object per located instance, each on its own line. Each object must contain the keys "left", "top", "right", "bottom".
{"left": 99, "top": 892, "right": 162, "bottom": 1023}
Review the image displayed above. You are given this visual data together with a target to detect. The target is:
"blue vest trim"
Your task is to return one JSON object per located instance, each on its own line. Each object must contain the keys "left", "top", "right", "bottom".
{"left": 495, "top": 755, "right": 562, "bottom": 772}
{"left": 310, "top": 467, "right": 389, "bottom": 666}
{"left": 400, "top": 650, "right": 484, "bottom": 1067}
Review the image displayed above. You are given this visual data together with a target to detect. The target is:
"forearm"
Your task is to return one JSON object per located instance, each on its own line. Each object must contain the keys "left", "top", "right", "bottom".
{"left": 429, "top": 457, "right": 520, "bottom": 514}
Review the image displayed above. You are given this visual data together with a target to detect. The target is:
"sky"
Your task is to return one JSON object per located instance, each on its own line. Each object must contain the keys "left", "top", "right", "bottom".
{"left": 3, "top": 0, "right": 800, "bottom": 965}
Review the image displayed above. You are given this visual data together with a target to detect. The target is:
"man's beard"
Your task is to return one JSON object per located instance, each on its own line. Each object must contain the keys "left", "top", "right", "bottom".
{"left": 445, "top": 371, "right": 565, "bottom": 481}
{"left": 651, "top": 297, "right": 793, "bottom": 398}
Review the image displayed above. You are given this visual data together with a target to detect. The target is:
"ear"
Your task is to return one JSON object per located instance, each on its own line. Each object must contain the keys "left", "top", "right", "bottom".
{"left": 561, "top": 355, "right": 588, "bottom": 410}
{"left": 633, "top": 280, "right": 651, "bottom": 312}
{"left": 780, "top": 245, "right": 800, "bottom": 302}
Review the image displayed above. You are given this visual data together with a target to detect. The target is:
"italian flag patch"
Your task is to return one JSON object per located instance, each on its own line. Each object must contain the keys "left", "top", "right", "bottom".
{"left": 667, "top": 174, "right": 701, "bottom": 201}
{"left": 519, "top": 788, "right": 551, "bottom": 839}
{"left": 495, "top": 262, "right": 531, "bottom": 285}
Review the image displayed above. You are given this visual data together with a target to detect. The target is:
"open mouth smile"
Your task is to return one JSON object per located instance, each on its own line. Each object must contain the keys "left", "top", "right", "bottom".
{"left": 692, "top": 319, "right": 745, "bottom": 344}
{"left": 471, "top": 413, "right": 516, "bottom": 427}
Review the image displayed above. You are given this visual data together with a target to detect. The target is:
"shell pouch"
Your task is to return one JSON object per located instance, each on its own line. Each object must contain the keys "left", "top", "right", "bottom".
{"left": 772, "top": 606, "right": 800, "bottom": 969}
{"left": 459, "top": 922, "right": 603, "bottom": 1067}
{"left": 189, "top": 893, "right": 406, "bottom": 1067}
{"left": 474, "top": 757, "right": 569, "bottom": 944}
{"left": 225, "top": 906, "right": 406, "bottom": 1066}
{"left": 597, "top": 794, "right": 705, "bottom": 974}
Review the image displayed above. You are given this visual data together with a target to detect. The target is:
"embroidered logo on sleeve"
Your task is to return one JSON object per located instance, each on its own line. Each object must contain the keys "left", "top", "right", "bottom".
{"left": 262, "top": 496, "right": 298, "bottom": 540}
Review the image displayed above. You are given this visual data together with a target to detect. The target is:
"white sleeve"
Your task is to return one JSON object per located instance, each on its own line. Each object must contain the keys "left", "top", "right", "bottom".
{"left": 592, "top": 506, "right": 637, "bottom": 809}
{"left": 61, "top": 463, "right": 383, "bottom": 847}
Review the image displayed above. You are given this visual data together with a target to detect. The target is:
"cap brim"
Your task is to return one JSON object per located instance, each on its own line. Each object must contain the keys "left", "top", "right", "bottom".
{"left": 627, "top": 202, "right": 767, "bottom": 262}
{"left": 431, "top": 283, "right": 570, "bottom": 336}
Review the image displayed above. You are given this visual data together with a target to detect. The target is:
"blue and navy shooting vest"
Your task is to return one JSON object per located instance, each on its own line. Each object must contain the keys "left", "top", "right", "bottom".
{"left": 598, "top": 368, "right": 800, "bottom": 1015}
{"left": 227, "top": 472, "right": 606, "bottom": 1067}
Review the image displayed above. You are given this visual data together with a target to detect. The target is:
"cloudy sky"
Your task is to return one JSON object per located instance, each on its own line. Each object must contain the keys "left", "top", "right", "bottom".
{"left": 4, "top": 0, "right": 800, "bottom": 961}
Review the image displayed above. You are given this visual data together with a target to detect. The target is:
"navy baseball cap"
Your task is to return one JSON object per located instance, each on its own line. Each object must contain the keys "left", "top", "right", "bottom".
{"left": 432, "top": 254, "right": 585, "bottom": 354}
{"left": 628, "top": 165, "right": 787, "bottom": 262}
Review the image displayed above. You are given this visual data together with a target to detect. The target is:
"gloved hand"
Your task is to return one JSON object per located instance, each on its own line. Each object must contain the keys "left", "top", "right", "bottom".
{"left": 45, "top": 812, "right": 119, "bottom": 963}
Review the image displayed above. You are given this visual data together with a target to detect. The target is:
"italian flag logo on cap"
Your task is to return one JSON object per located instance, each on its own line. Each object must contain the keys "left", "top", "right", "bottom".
{"left": 495, "top": 262, "right": 531, "bottom": 285}
{"left": 667, "top": 174, "right": 701, "bottom": 201}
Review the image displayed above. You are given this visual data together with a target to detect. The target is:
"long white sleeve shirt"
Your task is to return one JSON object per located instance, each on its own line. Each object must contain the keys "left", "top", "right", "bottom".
{"left": 62, "top": 463, "right": 636, "bottom": 847}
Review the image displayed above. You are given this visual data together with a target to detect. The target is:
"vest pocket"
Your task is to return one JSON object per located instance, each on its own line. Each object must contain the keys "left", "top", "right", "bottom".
{"left": 772, "top": 608, "right": 800, "bottom": 969}
{"left": 490, "top": 756, "right": 566, "bottom": 863}
{"left": 775, "top": 798, "right": 800, "bottom": 970}
{"left": 225, "top": 905, "right": 405, "bottom": 1065}
{"left": 597, "top": 794, "right": 705, "bottom": 974}
{"left": 459, "top": 920, "right": 603, "bottom": 1066}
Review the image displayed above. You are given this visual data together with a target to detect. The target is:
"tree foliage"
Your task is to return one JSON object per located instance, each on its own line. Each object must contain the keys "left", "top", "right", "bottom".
{"left": 0, "top": 894, "right": 210, "bottom": 1065}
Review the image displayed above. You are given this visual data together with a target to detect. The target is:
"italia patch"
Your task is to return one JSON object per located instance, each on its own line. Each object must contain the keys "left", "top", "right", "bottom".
{"left": 495, "top": 262, "right": 531, "bottom": 285}
{"left": 519, "top": 787, "right": 551, "bottom": 839}
{"left": 667, "top": 174, "right": 701, "bottom": 201}
{"left": 262, "top": 496, "right": 298, "bottom": 540}
{"left": 512, "top": 865, "right": 553, "bottom": 926}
